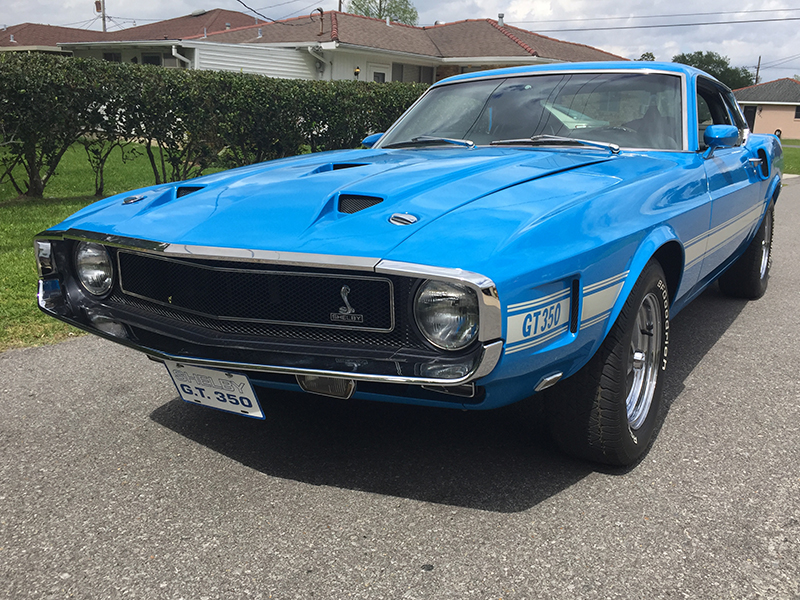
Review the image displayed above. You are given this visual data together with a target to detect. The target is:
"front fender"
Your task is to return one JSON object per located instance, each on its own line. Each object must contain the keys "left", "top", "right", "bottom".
{"left": 594, "top": 225, "right": 684, "bottom": 357}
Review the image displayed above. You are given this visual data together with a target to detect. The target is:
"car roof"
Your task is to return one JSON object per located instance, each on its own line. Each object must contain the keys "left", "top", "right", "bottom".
{"left": 436, "top": 61, "right": 716, "bottom": 88}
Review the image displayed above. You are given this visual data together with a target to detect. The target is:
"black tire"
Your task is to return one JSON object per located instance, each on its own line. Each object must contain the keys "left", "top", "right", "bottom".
{"left": 718, "top": 204, "right": 773, "bottom": 299}
{"left": 547, "top": 261, "right": 670, "bottom": 466}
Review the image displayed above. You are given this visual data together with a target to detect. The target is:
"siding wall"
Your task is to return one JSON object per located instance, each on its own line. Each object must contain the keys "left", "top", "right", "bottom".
{"left": 195, "top": 45, "right": 316, "bottom": 79}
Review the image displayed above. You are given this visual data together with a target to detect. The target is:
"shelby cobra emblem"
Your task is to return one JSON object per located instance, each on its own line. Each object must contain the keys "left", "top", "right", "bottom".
{"left": 331, "top": 285, "right": 363, "bottom": 323}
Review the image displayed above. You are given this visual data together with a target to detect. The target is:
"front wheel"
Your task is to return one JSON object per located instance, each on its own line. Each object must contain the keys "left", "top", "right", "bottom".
{"left": 718, "top": 204, "right": 774, "bottom": 299}
{"left": 547, "top": 261, "right": 670, "bottom": 466}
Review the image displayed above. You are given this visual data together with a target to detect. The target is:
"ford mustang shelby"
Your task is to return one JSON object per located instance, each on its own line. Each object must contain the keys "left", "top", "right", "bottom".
{"left": 35, "top": 62, "right": 782, "bottom": 466}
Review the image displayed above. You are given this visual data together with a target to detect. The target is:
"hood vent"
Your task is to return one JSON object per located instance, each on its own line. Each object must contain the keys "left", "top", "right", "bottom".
{"left": 176, "top": 186, "right": 204, "bottom": 198}
{"left": 338, "top": 194, "right": 383, "bottom": 214}
{"left": 333, "top": 163, "right": 366, "bottom": 170}
{"left": 307, "top": 163, "right": 367, "bottom": 175}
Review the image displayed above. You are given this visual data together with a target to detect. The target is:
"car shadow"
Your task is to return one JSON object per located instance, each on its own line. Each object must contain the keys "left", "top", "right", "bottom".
{"left": 150, "top": 283, "right": 747, "bottom": 512}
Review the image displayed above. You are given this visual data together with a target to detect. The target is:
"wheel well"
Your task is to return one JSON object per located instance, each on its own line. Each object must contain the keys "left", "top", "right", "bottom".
{"left": 652, "top": 241, "right": 682, "bottom": 305}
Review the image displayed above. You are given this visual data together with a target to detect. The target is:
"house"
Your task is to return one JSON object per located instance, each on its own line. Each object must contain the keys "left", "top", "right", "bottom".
{"left": 1, "top": 9, "right": 264, "bottom": 62}
{"left": 5, "top": 9, "right": 623, "bottom": 81}
{"left": 735, "top": 78, "right": 800, "bottom": 139}
{"left": 178, "top": 11, "right": 625, "bottom": 82}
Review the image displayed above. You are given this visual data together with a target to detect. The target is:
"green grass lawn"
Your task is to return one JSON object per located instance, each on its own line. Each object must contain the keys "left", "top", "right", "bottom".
{"left": 1, "top": 143, "right": 157, "bottom": 202}
{"left": 0, "top": 144, "right": 158, "bottom": 351}
{"left": 0, "top": 196, "right": 95, "bottom": 350}
{"left": 783, "top": 146, "right": 800, "bottom": 175}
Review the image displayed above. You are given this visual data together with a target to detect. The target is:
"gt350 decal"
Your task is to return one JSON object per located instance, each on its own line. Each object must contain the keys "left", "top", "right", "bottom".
{"left": 506, "top": 288, "right": 571, "bottom": 354}
{"left": 505, "top": 271, "right": 629, "bottom": 355}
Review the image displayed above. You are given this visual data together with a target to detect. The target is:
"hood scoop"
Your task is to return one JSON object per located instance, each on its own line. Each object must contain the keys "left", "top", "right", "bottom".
{"left": 307, "top": 162, "right": 368, "bottom": 176}
{"left": 176, "top": 185, "right": 204, "bottom": 198}
{"left": 338, "top": 194, "right": 383, "bottom": 214}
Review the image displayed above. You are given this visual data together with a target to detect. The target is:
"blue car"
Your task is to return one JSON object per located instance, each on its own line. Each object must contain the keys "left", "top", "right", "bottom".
{"left": 34, "top": 62, "right": 782, "bottom": 466}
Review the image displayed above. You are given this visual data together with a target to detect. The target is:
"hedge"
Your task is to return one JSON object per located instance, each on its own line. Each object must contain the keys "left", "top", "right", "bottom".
{"left": 0, "top": 53, "right": 427, "bottom": 197}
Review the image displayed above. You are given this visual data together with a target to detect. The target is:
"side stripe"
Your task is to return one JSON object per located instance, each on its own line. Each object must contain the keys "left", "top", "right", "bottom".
{"left": 508, "top": 288, "right": 570, "bottom": 314}
{"left": 685, "top": 204, "right": 763, "bottom": 270}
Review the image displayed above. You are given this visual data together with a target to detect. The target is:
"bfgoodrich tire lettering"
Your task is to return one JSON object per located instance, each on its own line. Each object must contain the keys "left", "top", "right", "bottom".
{"left": 547, "top": 261, "right": 669, "bottom": 466}
{"left": 718, "top": 204, "right": 773, "bottom": 299}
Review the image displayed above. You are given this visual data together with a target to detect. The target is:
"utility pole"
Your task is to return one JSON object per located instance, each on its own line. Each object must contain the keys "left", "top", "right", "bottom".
{"left": 339, "top": 0, "right": 343, "bottom": 11}
{"left": 95, "top": 0, "right": 107, "bottom": 31}
{"left": 755, "top": 55, "right": 761, "bottom": 85}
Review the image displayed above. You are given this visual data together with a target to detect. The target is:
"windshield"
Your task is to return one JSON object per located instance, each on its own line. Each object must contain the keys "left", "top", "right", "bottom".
{"left": 379, "top": 72, "right": 684, "bottom": 151}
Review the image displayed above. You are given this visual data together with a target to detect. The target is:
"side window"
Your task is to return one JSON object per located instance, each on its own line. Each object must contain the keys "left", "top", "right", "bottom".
{"left": 722, "top": 91, "right": 747, "bottom": 132}
{"left": 697, "top": 78, "right": 742, "bottom": 149}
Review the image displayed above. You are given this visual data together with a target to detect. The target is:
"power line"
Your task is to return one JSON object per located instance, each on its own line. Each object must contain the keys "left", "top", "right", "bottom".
{"left": 78, "top": 16, "right": 101, "bottom": 30}
{"left": 760, "top": 53, "right": 800, "bottom": 68}
{"left": 255, "top": 0, "right": 303, "bottom": 10}
{"left": 233, "top": 0, "right": 327, "bottom": 26}
{"left": 512, "top": 7, "right": 800, "bottom": 24}
{"left": 525, "top": 16, "right": 800, "bottom": 33}
{"left": 278, "top": 1, "right": 325, "bottom": 20}
{"left": 57, "top": 17, "right": 100, "bottom": 28}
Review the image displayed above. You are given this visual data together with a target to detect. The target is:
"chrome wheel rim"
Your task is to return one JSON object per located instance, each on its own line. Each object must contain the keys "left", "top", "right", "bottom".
{"left": 759, "top": 215, "right": 772, "bottom": 279}
{"left": 625, "top": 292, "right": 662, "bottom": 430}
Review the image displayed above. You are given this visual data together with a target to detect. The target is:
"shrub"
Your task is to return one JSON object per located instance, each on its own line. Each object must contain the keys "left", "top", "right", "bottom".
{"left": 0, "top": 54, "right": 427, "bottom": 197}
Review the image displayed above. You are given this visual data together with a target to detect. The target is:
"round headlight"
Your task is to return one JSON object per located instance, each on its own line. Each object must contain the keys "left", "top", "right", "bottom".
{"left": 75, "top": 242, "right": 113, "bottom": 296}
{"left": 414, "top": 280, "right": 479, "bottom": 351}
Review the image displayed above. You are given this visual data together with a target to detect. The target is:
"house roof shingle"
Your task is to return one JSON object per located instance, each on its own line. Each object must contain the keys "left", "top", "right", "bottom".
{"left": 734, "top": 78, "right": 800, "bottom": 104}
{"left": 105, "top": 9, "right": 263, "bottom": 41}
{"left": 199, "top": 11, "right": 624, "bottom": 62}
{"left": 0, "top": 9, "right": 262, "bottom": 49}
{"left": 0, "top": 23, "right": 107, "bottom": 48}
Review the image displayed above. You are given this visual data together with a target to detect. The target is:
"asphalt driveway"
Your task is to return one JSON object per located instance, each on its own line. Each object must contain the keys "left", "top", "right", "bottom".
{"left": 1, "top": 180, "right": 798, "bottom": 599}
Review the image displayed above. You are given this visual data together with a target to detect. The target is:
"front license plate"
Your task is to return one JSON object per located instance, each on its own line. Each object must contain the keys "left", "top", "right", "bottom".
{"left": 164, "top": 361, "right": 264, "bottom": 419}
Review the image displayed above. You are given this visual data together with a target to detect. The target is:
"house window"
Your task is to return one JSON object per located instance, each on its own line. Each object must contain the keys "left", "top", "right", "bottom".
{"left": 391, "top": 63, "right": 434, "bottom": 84}
{"left": 141, "top": 53, "right": 162, "bottom": 66}
{"left": 367, "top": 63, "right": 390, "bottom": 83}
{"left": 103, "top": 52, "right": 122, "bottom": 63}
{"left": 795, "top": 106, "right": 800, "bottom": 119}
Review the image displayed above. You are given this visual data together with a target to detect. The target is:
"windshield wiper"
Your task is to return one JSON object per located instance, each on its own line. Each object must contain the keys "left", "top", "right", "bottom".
{"left": 490, "top": 134, "right": 620, "bottom": 154}
{"left": 383, "top": 135, "right": 475, "bottom": 149}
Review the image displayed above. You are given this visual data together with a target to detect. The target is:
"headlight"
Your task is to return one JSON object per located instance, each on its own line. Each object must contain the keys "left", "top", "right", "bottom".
{"left": 414, "top": 280, "right": 479, "bottom": 351}
{"left": 75, "top": 242, "right": 113, "bottom": 296}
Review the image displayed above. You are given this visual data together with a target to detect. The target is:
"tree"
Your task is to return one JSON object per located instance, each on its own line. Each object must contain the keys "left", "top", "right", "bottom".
{"left": 348, "top": 0, "right": 418, "bottom": 26}
{"left": 672, "top": 51, "right": 755, "bottom": 89}
{"left": 639, "top": 52, "right": 655, "bottom": 61}
{"left": 79, "top": 60, "right": 141, "bottom": 196}
{"left": 0, "top": 53, "right": 98, "bottom": 197}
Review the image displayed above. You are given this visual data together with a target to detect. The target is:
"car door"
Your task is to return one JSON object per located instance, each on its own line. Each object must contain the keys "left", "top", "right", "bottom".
{"left": 697, "top": 78, "right": 763, "bottom": 283}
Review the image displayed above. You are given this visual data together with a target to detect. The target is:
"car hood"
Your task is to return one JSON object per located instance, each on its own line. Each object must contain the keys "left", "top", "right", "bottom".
{"left": 56, "top": 147, "right": 614, "bottom": 258}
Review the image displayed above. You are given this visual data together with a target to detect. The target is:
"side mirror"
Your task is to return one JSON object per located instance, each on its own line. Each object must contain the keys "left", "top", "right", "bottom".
{"left": 774, "top": 129, "right": 782, "bottom": 139}
{"left": 703, "top": 124, "right": 739, "bottom": 158}
{"left": 361, "top": 133, "right": 383, "bottom": 148}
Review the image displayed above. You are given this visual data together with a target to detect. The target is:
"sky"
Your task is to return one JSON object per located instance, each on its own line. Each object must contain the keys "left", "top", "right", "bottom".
{"left": 4, "top": 0, "right": 800, "bottom": 83}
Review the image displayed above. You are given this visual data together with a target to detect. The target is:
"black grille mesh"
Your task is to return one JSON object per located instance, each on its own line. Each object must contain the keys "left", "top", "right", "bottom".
{"left": 111, "top": 251, "right": 427, "bottom": 351}
{"left": 118, "top": 251, "right": 393, "bottom": 331}
{"left": 338, "top": 195, "right": 383, "bottom": 214}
